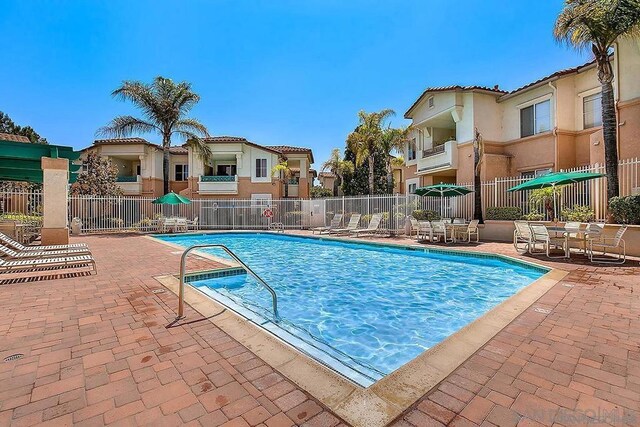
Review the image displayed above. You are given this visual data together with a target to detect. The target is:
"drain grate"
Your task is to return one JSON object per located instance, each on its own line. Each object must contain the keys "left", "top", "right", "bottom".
{"left": 151, "top": 289, "right": 166, "bottom": 294}
{"left": 533, "top": 307, "right": 552, "bottom": 314}
{"left": 4, "top": 353, "right": 24, "bottom": 362}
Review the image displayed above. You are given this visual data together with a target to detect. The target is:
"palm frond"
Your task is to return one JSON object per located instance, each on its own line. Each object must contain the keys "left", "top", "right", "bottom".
{"left": 173, "top": 118, "right": 209, "bottom": 137}
{"left": 185, "top": 137, "right": 213, "bottom": 163}
{"left": 96, "top": 116, "right": 158, "bottom": 138}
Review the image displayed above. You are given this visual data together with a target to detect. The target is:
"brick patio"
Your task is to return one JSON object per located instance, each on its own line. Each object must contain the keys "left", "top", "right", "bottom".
{"left": 1, "top": 233, "right": 639, "bottom": 427}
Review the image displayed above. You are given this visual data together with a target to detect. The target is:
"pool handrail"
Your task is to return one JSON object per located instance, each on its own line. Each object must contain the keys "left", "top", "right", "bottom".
{"left": 177, "top": 244, "right": 279, "bottom": 321}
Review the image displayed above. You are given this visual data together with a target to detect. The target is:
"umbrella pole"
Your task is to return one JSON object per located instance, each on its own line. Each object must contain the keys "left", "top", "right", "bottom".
{"left": 553, "top": 184, "right": 557, "bottom": 223}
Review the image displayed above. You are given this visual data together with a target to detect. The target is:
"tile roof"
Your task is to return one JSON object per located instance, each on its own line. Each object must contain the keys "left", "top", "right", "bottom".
{"left": 168, "top": 146, "right": 188, "bottom": 155}
{"left": 265, "top": 145, "right": 312, "bottom": 153}
{"left": 93, "top": 137, "right": 152, "bottom": 145}
{"left": 200, "top": 136, "right": 249, "bottom": 143}
{"left": 0, "top": 132, "right": 31, "bottom": 143}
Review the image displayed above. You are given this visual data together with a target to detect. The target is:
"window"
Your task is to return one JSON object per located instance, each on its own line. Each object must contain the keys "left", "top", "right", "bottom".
{"left": 255, "top": 159, "right": 267, "bottom": 178}
{"left": 136, "top": 164, "right": 141, "bottom": 176}
{"left": 408, "top": 183, "right": 417, "bottom": 194}
{"left": 520, "top": 99, "right": 551, "bottom": 138}
{"left": 251, "top": 194, "right": 272, "bottom": 207}
{"left": 521, "top": 168, "right": 552, "bottom": 179}
{"left": 428, "top": 96, "right": 434, "bottom": 108}
{"left": 408, "top": 139, "right": 417, "bottom": 161}
{"left": 174, "top": 164, "right": 188, "bottom": 181}
{"left": 583, "top": 92, "right": 602, "bottom": 129}
{"left": 216, "top": 164, "right": 237, "bottom": 176}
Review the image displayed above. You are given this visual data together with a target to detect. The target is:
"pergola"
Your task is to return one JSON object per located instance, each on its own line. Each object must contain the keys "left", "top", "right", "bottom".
{"left": 0, "top": 138, "right": 81, "bottom": 244}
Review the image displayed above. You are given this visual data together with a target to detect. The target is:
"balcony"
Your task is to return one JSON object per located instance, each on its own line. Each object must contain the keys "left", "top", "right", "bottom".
{"left": 116, "top": 175, "right": 142, "bottom": 195}
{"left": 198, "top": 175, "right": 238, "bottom": 195}
{"left": 417, "top": 140, "right": 458, "bottom": 174}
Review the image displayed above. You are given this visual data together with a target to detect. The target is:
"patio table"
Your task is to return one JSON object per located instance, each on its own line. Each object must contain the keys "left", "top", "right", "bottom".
{"left": 446, "top": 223, "right": 470, "bottom": 243}
{"left": 545, "top": 225, "right": 593, "bottom": 258}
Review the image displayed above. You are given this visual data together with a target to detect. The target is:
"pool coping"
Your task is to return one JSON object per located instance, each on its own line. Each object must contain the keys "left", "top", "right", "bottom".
{"left": 148, "top": 232, "right": 569, "bottom": 427}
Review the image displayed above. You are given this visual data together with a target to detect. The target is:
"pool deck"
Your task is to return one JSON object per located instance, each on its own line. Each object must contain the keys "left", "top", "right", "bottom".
{"left": 1, "top": 232, "right": 639, "bottom": 427}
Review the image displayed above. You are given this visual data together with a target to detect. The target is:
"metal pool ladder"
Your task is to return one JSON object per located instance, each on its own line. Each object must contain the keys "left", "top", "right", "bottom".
{"left": 177, "top": 244, "right": 279, "bottom": 321}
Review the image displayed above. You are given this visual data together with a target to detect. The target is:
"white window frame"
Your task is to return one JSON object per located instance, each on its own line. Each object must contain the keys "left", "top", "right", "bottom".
{"left": 174, "top": 164, "right": 189, "bottom": 181}
{"left": 427, "top": 96, "right": 434, "bottom": 109}
{"left": 581, "top": 90, "right": 603, "bottom": 130}
{"left": 406, "top": 178, "right": 420, "bottom": 195}
{"left": 255, "top": 158, "right": 267, "bottom": 179}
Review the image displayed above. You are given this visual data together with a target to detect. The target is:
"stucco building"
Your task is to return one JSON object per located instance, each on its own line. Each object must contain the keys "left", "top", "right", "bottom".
{"left": 398, "top": 37, "right": 640, "bottom": 194}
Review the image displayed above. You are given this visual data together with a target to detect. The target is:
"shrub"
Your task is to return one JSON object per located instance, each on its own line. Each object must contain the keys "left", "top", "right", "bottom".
{"left": 411, "top": 209, "right": 440, "bottom": 221}
{"left": 609, "top": 195, "right": 640, "bottom": 225}
{"left": 561, "top": 205, "right": 595, "bottom": 222}
{"left": 485, "top": 207, "right": 523, "bottom": 221}
{"left": 310, "top": 186, "right": 333, "bottom": 199}
{"left": 522, "top": 212, "right": 544, "bottom": 221}
{"left": 0, "top": 213, "right": 43, "bottom": 223}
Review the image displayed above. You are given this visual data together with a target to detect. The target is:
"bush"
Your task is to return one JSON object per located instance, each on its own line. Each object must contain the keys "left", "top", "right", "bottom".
{"left": 609, "top": 195, "right": 640, "bottom": 225}
{"left": 485, "top": 207, "right": 523, "bottom": 221}
{"left": 561, "top": 205, "right": 595, "bottom": 222}
{"left": 411, "top": 210, "right": 440, "bottom": 221}
{"left": 0, "top": 213, "right": 43, "bottom": 223}
{"left": 310, "top": 186, "right": 333, "bottom": 199}
{"left": 522, "top": 212, "right": 544, "bottom": 221}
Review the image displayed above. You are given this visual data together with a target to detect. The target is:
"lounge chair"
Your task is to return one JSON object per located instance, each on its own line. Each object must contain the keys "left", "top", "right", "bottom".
{"left": 513, "top": 221, "right": 532, "bottom": 253}
{"left": 455, "top": 220, "right": 480, "bottom": 243}
{"left": 312, "top": 214, "right": 343, "bottom": 234}
{"left": 528, "top": 223, "right": 567, "bottom": 258}
{"left": 0, "top": 232, "right": 88, "bottom": 252}
{"left": 349, "top": 214, "right": 382, "bottom": 238}
{"left": 0, "top": 243, "right": 91, "bottom": 260}
{"left": 0, "top": 254, "right": 96, "bottom": 274}
{"left": 588, "top": 225, "right": 627, "bottom": 264}
{"left": 330, "top": 214, "right": 361, "bottom": 235}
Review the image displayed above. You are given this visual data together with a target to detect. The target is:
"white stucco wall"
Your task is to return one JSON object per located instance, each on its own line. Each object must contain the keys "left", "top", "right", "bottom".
{"left": 499, "top": 85, "right": 555, "bottom": 141}
{"left": 617, "top": 36, "right": 640, "bottom": 102}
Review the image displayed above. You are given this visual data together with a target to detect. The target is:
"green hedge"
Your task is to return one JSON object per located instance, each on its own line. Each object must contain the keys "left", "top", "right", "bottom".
{"left": 485, "top": 207, "right": 523, "bottom": 221}
{"left": 411, "top": 209, "right": 440, "bottom": 221}
{"left": 609, "top": 195, "right": 640, "bottom": 225}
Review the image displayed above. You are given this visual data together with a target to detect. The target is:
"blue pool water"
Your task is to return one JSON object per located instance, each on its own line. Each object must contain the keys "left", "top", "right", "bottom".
{"left": 156, "top": 233, "right": 546, "bottom": 384}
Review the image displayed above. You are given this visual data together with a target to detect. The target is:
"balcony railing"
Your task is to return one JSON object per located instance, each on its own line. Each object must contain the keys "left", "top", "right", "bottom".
{"left": 200, "top": 175, "right": 236, "bottom": 182}
{"left": 115, "top": 175, "right": 142, "bottom": 194}
{"left": 417, "top": 141, "right": 458, "bottom": 173}
{"left": 116, "top": 175, "right": 139, "bottom": 182}
{"left": 422, "top": 144, "right": 446, "bottom": 158}
{"left": 198, "top": 175, "right": 238, "bottom": 194}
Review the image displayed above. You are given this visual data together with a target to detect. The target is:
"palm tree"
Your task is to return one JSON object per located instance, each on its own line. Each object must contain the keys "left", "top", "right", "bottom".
{"left": 473, "top": 128, "right": 485, "bottom": 224}
{"left": 554, "top": 0, "right": 640, "bottom": 200}
{"left": 271, "top": 161, "right": 293, "bottom": 198}
{"left": 380, "top": 126, "right": 410, "bottom": 191}
{"left": 321, "top": 148, "right": 354, "bottom": 196}
{"left": 98, "top": 77, "right": 212, "bottom": 194}
{"left": 346, "top": 109, "right": 395, "bottom": 194}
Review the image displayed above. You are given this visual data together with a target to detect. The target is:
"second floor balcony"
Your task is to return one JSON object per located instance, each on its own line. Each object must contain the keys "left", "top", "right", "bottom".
{"left": 198, "top": 175, "right": 239, "bottom": 195}
{"left": 417, "top": 140, "right": 458, "bottom": 174}
{"left": 116, "top": 175, "right": 142, "bottom": 195}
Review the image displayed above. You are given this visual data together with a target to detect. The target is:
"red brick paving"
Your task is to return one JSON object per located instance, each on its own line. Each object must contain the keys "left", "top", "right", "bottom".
{"left": 1, "top": 233, "right": 639, "bottom": 427}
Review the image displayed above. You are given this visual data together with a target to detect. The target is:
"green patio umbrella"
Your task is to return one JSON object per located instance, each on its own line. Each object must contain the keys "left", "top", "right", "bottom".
{"left": 414, "top": 183, "right": 473, "bottom": 218}
{"left": 152, "top": 192, "right": 192, "bottom": 205}
{"left": 507, "top": 171, "right": 605, "bottom": 220}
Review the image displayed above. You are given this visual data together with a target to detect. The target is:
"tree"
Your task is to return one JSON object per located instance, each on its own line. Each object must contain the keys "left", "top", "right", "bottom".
{"left": 271, "top": 160, "right": 293, "bottom": 198}
{"left": 321, "top": 148, "right": 354, "bottom": 196}
{"left": 346, "top": 109, "right": 395, "bottom": 194}
{"left": 380, "top": 126, "right": 409, "bottom": 190}
{"left": 554, "top": 0, "right": 640, "bottom": 201}
{"left": 98, "top": 77, "right": 212, "bottom": 194}
{"left": 342, "top": 144, "right": 389, "bottom": 195}
{"left": 0, "top": 111, "right": 48, "bottom": 144}
{"left": 473, "top": 128, "right": 485, "bottom": 224}
{"left": 70, "top": 152, "right": 123, "bottom": 196}
{"left": 310, "top": 186, "right": 333, "bottom": 199}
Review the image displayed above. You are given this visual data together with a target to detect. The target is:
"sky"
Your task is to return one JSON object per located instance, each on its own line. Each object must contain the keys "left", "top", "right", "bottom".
{"left": 1, "top": 0, "right": 589, "bottom": 169}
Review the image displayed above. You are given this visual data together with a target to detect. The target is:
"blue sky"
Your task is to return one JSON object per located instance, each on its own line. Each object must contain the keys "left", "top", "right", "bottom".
{"left": 1, "top": 0, "right": 588, "bottom": 168}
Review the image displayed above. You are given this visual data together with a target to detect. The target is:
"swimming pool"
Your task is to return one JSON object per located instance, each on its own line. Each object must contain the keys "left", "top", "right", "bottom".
{"left": 156, "top": 232, "right": 547, "bottom": 386}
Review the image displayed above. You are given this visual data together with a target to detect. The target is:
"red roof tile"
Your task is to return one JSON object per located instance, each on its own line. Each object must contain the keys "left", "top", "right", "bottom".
{"left": 0, "top": 132, "right": 31, "bottom": 143}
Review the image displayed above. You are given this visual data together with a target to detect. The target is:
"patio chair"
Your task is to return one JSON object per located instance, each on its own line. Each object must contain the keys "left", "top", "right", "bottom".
{"left": 417, "top": 221, "right": 436, "bottom": 242}
{"left": 528, "top": 223, "right": 567, "bottom": 258}
{"left": 564, "top": 221, "right": 587, "bottom": 254}
{"left": 0, "top": 254, "right": 96, "bottom": 275}
{"left": 312, "top": 214, "right": 343, "bottom": 234}
{"left": 407, "top": 216, "right": 420, "bottom": 239}
{"left": 176, "top": 218, "right": 188, "bottom": 233}
{"left": 0, "top": 243, "right": 91, "bottom": 260}
{"left": 588, "top": 225, "right": 627, "bottom": 264}
{"left": 442, "top": 218, "right": 452, "bottom": 224}
{"left": 187, "top": 216, "right": 199, "bottom": 230}
{"left": 160, "top": 218, "right": 177, "bottom": 233}
{"left": 455, "top": 220, "right": 480, "bottom": 243}
{"left": 453, "top": 218, "right": 466, "bottom": 224}
{"left": 330, "top": 214, "right": 361, "bottom": 235}
{"left": 0, "top": 232, "right": 88, "bottom": 252}
{"left": 349, "top": 214, "right": 383, "bottom": 238}
{"left": 431, "top": 220, "right": 451, "bottom": 243}
{"left": 513, "top": 221, "right": 532, "bottom": 253}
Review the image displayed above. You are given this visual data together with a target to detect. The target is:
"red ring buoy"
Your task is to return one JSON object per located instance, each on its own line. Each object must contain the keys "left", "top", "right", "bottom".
{"left": 262, "top": 208, "right": 273, "bottom": 218}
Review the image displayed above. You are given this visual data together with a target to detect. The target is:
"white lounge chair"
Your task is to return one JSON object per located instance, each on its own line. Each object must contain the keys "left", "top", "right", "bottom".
{"left": 0, "top": 254, "right": 96, "bottom": 274}
{"left": 455, "top": 220, "right": 480, "bottom": 243}
{"left": 331, "top": 214, "right": 361, "bottom": 235}
{"left": 528, "top": 223, "right": 567, "bottom": 258}
{"left": 0, "top": 232, "right": 88, "bottom": 252}
{"left": 588, "top": 225, "right": 627, "bottom": 264}
{"left": 513, "top": 221, "right": 532, "bottom": 253}
{"left": 312, "top": 214, "right": 343, "bottom": 234}
{"left": 349, "top": 214, "right": 382, "bottom": 238}
{"left": 0, "top": 244, "right": 91, "bottom": 260}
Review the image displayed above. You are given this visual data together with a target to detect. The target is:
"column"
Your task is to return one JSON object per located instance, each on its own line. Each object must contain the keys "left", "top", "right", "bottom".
{"left": 41, "top": 157, "right": 70, "bottom": 245}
